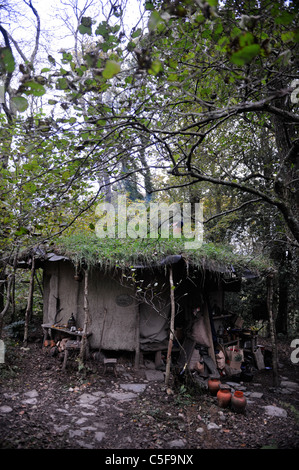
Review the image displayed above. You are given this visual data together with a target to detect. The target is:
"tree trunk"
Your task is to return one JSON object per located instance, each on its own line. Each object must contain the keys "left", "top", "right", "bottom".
{"left": 165, "top": 266, "right": 175, "bottom": 386}
{"left": 267, "top": 272, "right": 279, "bottom": 387}
{"left": 270, "top": 243, "right": 289, "bottom": 336}
{"left": 276, "top": 267, "right": 288, "bottom": 335}
{"left": 0, "top": 275, "right": 13, "bottom": 339}
{"left": 23, "top": 256, "right": 35, "bottom": 346}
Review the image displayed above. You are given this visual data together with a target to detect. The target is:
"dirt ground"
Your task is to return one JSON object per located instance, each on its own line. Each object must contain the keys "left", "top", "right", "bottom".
{"left": 0, "top": 333, "right": 298, "bottom": 452}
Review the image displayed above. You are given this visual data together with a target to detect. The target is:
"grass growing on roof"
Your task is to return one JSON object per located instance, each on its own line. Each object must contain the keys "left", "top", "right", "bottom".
{"left": 53, "top": 231, "right": 272, "bottom": 273}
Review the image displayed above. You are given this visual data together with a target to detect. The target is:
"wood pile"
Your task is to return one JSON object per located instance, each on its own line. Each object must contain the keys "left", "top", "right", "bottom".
{"left": 43, "top": 337, "right": 80, "bottom": 359}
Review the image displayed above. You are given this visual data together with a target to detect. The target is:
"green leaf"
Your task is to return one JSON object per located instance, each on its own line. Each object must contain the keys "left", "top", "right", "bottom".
{"left": 23, "top": 162, "right": 38, "bottom": 171}
{"left": 56, "top": 77, "right": 69, "bottom": 90}
{"left": 100, "top": 43, "right": 110, "bottom": 53}
{"left": 95, "top": 22, "right": 109, "bottom": 38}
{"left": 206, "top": 0, "right": 218, "bottom": 6}
{"left": 148, "top": 11, "right": 163, "bottom": 32}
{"left": 131, "top": 28, "right": 142, "bottom": 38}
{"left": 281, "top": 31, "right": 295, "bottom": 43}
{"left": 79, "top": 16, "right": 92, "bottom": 35}
{"left": 23, "top": 80, "right": 46, "bottom": 96}
{"left": 230, "top": 44, "right": 261, "bottom": 65}
{"left": 61, "top": 52, "right": 73, "bottom": 63}
{"left": 127, "top": 41, "right": 136, "bottom": 52}
{"left": 102, "top": 60, "right": 121, "bottom": 79}
{"left": 239, "top": 32, "right": 255, "bottom": 47}
{"left": 79, "top": 24, "right": 92, "bottom": 36}
{"left": 23, "top": 182, "right": 37, "bottom": 193}
{"left": 145, "top": 1, "right": 154, "bottom": 10}
{"left": 62, "top": 170, "right": 70, "bottom": 181}
{"left": 148, "top": 59, "right": 163, "bottom": 76}
{"left": 275, "top": 11, "right": 294, "bottom": 25}
{"left": 0, "top": 47, "right": 15, "bottom": 73}
{"left": 167, "top": 73, "right": 178, "bottom": 82}
{"left": 11, "top": 96, "right": 28, "bottom": 112}
{"left": 15, "top": 227, "right": 30, "bottom": 236}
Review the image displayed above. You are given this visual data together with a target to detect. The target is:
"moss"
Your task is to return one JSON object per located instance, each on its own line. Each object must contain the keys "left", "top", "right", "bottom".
{"left": 51, "top": 231, "right": 273, "bottom": 274}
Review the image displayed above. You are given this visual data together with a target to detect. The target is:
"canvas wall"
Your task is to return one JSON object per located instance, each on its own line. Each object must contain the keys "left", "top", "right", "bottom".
{"left": 43, "top": 260, "right": 138, "bottom": 350}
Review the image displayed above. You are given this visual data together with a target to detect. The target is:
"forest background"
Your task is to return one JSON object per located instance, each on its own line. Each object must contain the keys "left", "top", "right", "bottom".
{"left": 0, "top": 0, "right": 298, "bottom": 343}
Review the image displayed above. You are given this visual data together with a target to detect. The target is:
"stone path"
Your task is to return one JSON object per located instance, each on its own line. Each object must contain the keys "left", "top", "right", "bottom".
{"left": 0, "top": 382, "right": 150, "bottom": 449}
{"left": 1, "top": 354, "right": 298, "bottom": 450}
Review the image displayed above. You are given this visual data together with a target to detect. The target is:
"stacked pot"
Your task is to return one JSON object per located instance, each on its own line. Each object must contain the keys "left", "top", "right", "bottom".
{"left": 208, "top": 378, "right": 247, "bottom": 413}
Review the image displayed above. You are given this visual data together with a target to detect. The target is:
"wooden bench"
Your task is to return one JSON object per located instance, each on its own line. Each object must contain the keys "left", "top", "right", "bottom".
{"left": 41, "top": 324, "right": 91, "bottom": 371}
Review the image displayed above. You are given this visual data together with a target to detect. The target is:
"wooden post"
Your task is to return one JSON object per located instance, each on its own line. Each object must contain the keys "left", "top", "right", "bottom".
{"left": 98, "top": 307, "right": 107, "bottom": 353}
{"left": 134, "top": 304, "right": 140, "bottom": 369}
{"left": 23, "top": 255, "right": 35, "bottom": 346}
{"left": 80, "top": 268, "right": 90, "bottom": 362}
{"left": 10, "top": 251, "right": 19, "bottom": 322}
{"left": 267, "top": 272, "right": 279, "bottom": 387}
{"left": 165, "top": 266, "right": 175, "bottom": 386}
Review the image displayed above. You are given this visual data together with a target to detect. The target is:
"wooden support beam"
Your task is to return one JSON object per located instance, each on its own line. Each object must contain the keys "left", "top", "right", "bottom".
{"left": 267, "top": 271, "right": 279, "bottom": 387}
{"left": 165, "top": 266, "right": 175, "bottom": 386}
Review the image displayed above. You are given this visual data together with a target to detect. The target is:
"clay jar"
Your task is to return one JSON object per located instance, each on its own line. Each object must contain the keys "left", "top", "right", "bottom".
{"left": 231, "top": 390, "right": 247, "bottom": 413}
{"left": 208, "top": 377, "right": 220, "bottom": 396}
{"left": 217, "top": 386, "right": 231, "bottom": 408}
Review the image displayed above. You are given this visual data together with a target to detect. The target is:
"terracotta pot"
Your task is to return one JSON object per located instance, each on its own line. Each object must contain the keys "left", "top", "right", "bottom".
{"left": 217, "top": 387, "right": 231, "bottom": 408}
{"left": 44, "top": 339, "right": 56, "bottom": 348}
{"left": 208, "top": 377, "right": 220, "bottom": 396}
{"left": 231, "top": 390, "right": 247, "bottom": 413}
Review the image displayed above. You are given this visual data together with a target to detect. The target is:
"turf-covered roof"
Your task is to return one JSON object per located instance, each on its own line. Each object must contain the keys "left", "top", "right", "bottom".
{"left": 47, "top": 232, "right": 272, "bottom": 276}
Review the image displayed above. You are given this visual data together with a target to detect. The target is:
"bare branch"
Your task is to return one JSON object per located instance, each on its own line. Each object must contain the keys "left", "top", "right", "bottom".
{"left": 23, "top": 0, "right": 40, "bottom": 64}
{"left": 204, "top": 198, "right": 264, "bottom": 224}
{"left": 6, "top": 31, "right": 28, "bottom": 62}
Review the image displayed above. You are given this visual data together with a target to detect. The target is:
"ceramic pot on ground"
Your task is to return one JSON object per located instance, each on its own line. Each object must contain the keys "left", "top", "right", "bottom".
{"left": 208, "top": 377, "right": 220, "bottom": 396}
{"left": 231, "top": 390, "right": 247, "bottom": 413}
{"left": 217, "top": 386, "right": 231, "bottom": 408}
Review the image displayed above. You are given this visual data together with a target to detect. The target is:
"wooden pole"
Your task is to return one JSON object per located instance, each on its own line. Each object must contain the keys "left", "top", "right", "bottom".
{"left": 98, "top": 307, "right": 107, "bottom": 353}
{"left": 134, "top": 304, "right": 140, "bottom": 369}
{"left": 10, "top": 250, "right": 19, "bottom": 322}
{"left": 23, "top": 255, "right": 35, "bottom": 346}
{"left": 165, "top": 266, "right": 175, "bottom": 386}
{"left": 267, "top": 272, "right": 279, "bottom": 387}
{"left": 80, "top": 268, "right": 90, "bottom": 362}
